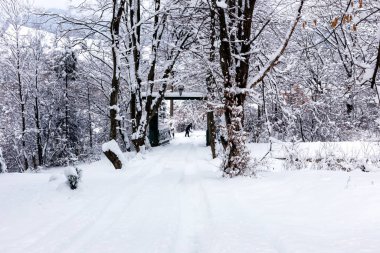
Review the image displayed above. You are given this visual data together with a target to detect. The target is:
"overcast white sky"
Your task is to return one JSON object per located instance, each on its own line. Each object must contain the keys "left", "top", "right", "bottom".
{"left": 33, "top": 0, "right": 70, "bottom": 9}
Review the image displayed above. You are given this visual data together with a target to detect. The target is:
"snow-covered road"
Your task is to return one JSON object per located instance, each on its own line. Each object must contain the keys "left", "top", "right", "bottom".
{"left": 1, "top": 132, "right": 380, "bottom": 253}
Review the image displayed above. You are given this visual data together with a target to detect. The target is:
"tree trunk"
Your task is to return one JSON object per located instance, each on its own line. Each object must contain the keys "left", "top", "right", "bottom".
{"left": 109, "top": 58, "right": 119, "bottom": 141}
{"left": 371, "top": 41, "right": 380, "bottom": 89}
{"left": 214, "top": 0, "right": 255, "bottom": 176}
{"left": 21, "top": 98, "right": 28, "bottom": 171}
{"left": 65, "top": 70, "right": 69, "bottom": 160}
{"left": 222, "top": 91, "right": 251, "bottom": 176}
{"left": 16, "top": 39, "right": 28, "bottom": 172}
{"left": 34, "top": 68, "right": 43, "bottom": 166}
{"left": 207, "top": 111, "right": 217, "bottom": 159}
{"left": 109, "top": 0, "right": 126, "bottom": 142}
{"left": 105, "top": 0, "right": 126, "bottom": 170}
{"left": 87, "top": 84, "right": 93, "bottom": 149}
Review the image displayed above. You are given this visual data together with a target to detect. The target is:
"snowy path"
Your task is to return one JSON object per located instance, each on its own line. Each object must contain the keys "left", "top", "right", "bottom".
{"left": 1, "top": 132, "right": 380, "bottom": 253}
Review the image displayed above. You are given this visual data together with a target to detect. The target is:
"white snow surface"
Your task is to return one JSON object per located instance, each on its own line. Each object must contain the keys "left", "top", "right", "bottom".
{"left": 1, "top": 132, "right": 380, "bottom": 253}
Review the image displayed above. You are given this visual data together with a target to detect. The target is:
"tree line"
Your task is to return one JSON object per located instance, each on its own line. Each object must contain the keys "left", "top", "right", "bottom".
{"left": 0, "top": 0, "right": 379, "bottom": 176}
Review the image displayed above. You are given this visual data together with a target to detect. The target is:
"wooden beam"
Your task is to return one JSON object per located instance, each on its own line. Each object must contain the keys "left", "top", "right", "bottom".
{"left": 141, "top": 92, "right": 207, "bottom": 101}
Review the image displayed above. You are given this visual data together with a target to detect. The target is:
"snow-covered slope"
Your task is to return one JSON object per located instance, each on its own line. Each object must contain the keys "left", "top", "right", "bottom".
{"left": 2, "top": 25, "right": 56, "bottom": 46}
{"left": 0, "top": 132, "right": 380, "bottom": 253}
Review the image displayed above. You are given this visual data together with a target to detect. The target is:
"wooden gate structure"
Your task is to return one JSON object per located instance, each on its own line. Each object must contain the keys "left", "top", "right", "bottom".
{"left": 142, "top": 91, "right": 212, "bottom": 147}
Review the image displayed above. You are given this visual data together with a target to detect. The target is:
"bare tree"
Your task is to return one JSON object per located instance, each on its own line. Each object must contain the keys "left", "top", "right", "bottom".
{"left": 127, "top": 0, "right": 199, "bottom": 152}
{"left": 212, "top": 0, "right": 305, "bottom": 176}
{"left": 0, "top": 0, "right": 31, "bottom": 171}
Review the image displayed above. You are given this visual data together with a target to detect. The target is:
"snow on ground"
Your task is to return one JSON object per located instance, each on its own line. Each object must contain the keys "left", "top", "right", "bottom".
{"left": 1, "top": 131, "right": 380, "bottom": 253}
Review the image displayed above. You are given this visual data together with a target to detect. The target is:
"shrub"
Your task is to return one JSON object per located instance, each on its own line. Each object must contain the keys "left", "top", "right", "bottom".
{"left": 64, "top": 167, "right": 82, "bottom": 190}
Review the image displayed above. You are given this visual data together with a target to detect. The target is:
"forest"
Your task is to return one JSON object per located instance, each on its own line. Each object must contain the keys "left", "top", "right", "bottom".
{"left": 0, "top": 0, "right": 378, "bottom": 176}
{"left": 0, "top": 0, "right": 380, "bottom": 252}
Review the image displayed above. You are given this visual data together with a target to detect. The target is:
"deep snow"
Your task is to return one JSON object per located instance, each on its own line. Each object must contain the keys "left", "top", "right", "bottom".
{"left": 1, "top": 132, "right": 380, "bottom": 253}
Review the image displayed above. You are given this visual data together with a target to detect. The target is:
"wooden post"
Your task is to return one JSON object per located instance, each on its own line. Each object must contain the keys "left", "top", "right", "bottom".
{"left": 170, "top": 100, "right": 173, "bottom": 117}
{"left": 170, "top": 86, "right": 174, "bottom": 117}
{"left": 207, "top": 111, "right": 217, "bottom": 159}
{"left": 149, "top": 112, "right": 160, "bottom": 147}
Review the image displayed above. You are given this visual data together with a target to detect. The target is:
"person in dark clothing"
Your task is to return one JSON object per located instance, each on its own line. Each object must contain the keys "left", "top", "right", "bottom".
{"left": 169, "top": 123, "right": 175, "bottom": 139}
{"left": 185, "top": 123, "right": 192, "bottom": 137}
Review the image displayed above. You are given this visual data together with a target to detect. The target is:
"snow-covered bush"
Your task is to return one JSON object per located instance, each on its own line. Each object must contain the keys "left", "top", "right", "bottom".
{"left": 0, "top": 148, "right": 7, "bottom": 173}
{"left": 311, "top": 156, "right": 370, "bottom": 172}
{"left": 283, "top": 142, "right": 304, "bottom": 170}
{"left": 64, "top": 167, "right": 82, "bottom": 190}
{"left": 312, "top": 143, "right": 361, "bottom": 171}
{"left": 280, "top": 142, "right": 380, "bottom": 172}
{"left": 251, "top": 158, "right": 274, "bottom": 172}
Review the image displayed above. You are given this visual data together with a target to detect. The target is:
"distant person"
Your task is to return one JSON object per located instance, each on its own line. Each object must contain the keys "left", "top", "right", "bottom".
{"left": 170, "top": 123, "right": 175, "bottom": 138}
{"left": 185, "top": 123, "right": 192, "bottom": 137}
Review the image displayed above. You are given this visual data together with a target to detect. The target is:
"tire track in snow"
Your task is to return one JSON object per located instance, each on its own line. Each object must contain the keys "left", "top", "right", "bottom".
{"left": 11, "top": 164, "right": 158, "bottom": 253}
{"left": 231, "top": 189, "right": 288, "bottom": 253}
{"left": 167, "top": 141, "right": 213, "bottom": 253}
{"left": 7, "top": 134, "right": 216, "bottom": 253}
{"left": 201, "top": 179, "right": 288, "bottom": 253}
{"left": 63, "top": 145, "right": 187, "bottom": 252}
